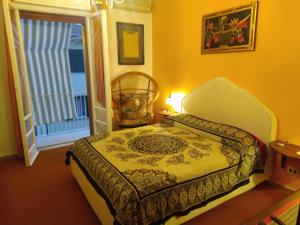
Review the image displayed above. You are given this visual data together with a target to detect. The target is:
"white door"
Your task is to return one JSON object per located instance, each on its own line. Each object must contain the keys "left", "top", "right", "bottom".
{"left": 83, "top": 11, "right": 112, "bottom": 135}
{"left": 2, "top": 0, "right": 39, "bottom": 166}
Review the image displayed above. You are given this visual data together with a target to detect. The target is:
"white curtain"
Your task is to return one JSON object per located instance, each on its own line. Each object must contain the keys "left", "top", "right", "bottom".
{"left": 21, "top": 19, "right": 76, "bottom": 126}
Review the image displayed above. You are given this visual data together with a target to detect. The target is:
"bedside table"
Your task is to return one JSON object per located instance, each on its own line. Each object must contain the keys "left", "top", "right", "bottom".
{"left": 270, "top": 141, "right": 300, "bottom": 191}
{"left": 270, "top": 141, "right": 300, "bottom": 168}
{"left": 152, "top": 110, "right": 175, "bottom": 124}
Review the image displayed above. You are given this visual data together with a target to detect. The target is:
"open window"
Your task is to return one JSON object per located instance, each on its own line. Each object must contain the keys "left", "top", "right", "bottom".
{"left": 83, "top": 10, "right": 112, "bottom": 135}
{"left": 2, "top": 1, "right": 112, "bottom": 166}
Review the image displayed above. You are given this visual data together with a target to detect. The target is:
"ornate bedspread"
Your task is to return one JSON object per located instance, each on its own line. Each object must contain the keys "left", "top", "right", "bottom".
{"left": 66, "top": 114, "right": 264, "bottom": 225}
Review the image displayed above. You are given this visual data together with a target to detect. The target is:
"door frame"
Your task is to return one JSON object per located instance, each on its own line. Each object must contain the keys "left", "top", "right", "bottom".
{"left": 83, "top": 11, "right": 113, "bottom": 135}
{"left": 3, "top": 0, "right": 39, "bottom": 166}
{"left": 2, "top": 1, "right": 112, "bottom": 165}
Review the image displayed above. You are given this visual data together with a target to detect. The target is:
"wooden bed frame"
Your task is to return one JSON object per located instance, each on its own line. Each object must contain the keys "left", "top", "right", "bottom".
{"left": 70, "top": 77, "right": 277, "bottom": 225}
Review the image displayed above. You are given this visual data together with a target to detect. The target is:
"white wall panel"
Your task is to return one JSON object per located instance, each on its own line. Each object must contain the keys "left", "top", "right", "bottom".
{"left": 12, "top": 0, "right": 91, "bottom": 11}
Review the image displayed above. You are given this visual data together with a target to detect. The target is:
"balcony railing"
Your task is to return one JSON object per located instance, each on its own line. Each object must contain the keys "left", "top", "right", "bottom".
{"left": 35, "top": 93, "right": 90, "bottom": 137}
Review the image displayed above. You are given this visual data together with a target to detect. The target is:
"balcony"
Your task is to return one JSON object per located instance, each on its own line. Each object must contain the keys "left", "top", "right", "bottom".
{"left": 35, "top": 73, "right": 90, "bottom": 149}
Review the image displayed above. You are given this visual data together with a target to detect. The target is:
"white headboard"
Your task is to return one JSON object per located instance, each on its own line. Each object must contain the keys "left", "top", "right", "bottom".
{"left": 182, "top": 77, "right": 277, "bottom": 144}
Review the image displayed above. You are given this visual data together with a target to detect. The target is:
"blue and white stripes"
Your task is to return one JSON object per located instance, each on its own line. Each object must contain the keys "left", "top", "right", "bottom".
{"left": 21, "top": 19, "right": 76, "bottom": 126}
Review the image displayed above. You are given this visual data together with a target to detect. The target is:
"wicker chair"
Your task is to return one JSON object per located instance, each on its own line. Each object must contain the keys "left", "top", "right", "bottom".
{"left": 111, "top": 72, "right": 159, "bottom": 128}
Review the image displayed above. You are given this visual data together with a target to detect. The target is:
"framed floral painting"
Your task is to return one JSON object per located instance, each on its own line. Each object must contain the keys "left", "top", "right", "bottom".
{"left": 201, "top": 2, "right": 258, "bottom": 54}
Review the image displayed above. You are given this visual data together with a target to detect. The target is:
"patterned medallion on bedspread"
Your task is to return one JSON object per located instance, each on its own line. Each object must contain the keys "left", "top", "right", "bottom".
{"left": 128, "top": 134, "right": 188, "bottom": 155}
{"left": 66, "top": 113, "right": 263, "bottom": 225}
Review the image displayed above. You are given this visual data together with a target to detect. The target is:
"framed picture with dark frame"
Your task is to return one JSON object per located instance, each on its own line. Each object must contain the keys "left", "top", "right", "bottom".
{"left": 201, "top": 2, "right": 258, "bottom": 54}
{"left": 116, "top": 22, "right": 144, "bottom": 65}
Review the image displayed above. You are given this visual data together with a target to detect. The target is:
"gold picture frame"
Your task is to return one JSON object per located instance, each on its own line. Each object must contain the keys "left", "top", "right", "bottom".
{"left": 201, "top": 2, "right": 258, "bottom": 54}
{"left": 117, "top": 22, "right": 144, "bottom": 65}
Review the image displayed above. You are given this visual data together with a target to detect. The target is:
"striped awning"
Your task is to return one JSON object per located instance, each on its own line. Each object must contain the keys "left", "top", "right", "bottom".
{"left": 21, "top": 19, "right": 77, "bottom": 126}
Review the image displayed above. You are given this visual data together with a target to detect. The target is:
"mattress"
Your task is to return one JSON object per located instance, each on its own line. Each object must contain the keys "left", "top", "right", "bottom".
{"left": 66, "top": 113, "right": 266, "bottom": 225}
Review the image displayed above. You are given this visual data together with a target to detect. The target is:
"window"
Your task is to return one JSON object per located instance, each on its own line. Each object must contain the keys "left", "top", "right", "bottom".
{"left": 69, "top": 49, "right": 85, "bottom": 73}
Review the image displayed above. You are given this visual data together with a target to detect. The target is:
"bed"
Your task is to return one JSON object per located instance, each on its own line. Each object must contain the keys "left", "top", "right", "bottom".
{"left": 66, "top": 77, "right": 277, "bottom": 225}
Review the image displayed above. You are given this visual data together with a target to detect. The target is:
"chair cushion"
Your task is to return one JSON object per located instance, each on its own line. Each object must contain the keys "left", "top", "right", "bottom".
{"left": 118, "top": 118, "right": 149, "bottom": 128}
{"left": 120, "top": 93, "right": 148, "bottom": 120}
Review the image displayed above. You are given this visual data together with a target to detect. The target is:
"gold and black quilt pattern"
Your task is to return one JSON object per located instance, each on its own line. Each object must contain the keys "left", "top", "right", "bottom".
{"left": 67, "top": 113, "right": 263, "bottom": 225}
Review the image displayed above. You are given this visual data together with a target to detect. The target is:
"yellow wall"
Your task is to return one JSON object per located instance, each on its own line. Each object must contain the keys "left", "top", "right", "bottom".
{"left": 0, "top": 2, "right": 18, "bottom": 157}
{"left": 152, "top": 0, "right": 300, "bottom": 145}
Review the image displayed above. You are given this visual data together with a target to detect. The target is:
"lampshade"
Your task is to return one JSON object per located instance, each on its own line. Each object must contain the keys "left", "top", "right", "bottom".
{"left": 166, "top": 93, "right": 185, "bottom": 112}
{"left": 166, "top": 94, "right": 172, "bottom": 105}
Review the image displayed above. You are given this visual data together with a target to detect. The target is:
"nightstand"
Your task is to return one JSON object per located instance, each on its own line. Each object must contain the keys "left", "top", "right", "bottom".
{"left": 270, "top": 141, "right": 300, "bottom": 168}
{"left": 270, "top": 141, "right": 300, "bottom": 191}
{"left": 152, "top": 110, "right": 175, "bottom": 124}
